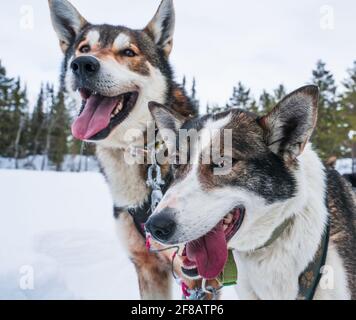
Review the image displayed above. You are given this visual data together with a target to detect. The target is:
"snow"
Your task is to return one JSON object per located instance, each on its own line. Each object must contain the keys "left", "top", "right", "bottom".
{"left": 336, "top": 158, "right": 354, "bottom": 175}
{"left": 0, "top": 155, "right": 100, "bottom": 172}
{"left": 0, "top": 170, "right": 237, "bottom": 300}
{"left": 2, "top": 156, "right": 353, "bottom": 175}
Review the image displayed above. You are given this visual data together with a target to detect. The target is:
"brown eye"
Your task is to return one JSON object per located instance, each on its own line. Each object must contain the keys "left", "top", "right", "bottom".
{"left": 79, "top": 45, "right": 91, "bottom": 53}
{"left": 122, "top": 49, "right": 137, "bottom": 57}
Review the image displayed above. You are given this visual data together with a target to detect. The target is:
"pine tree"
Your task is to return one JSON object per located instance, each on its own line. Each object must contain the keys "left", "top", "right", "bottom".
{"left": 182, "top": 76, "right": 186, "bottom": 90}
{"left": 227, "top": 82, "right": 258, "bottom": 113}
{"left": 274, "top": 84, "right": 287, "bottom": 101}
{"left": 341, "top": 61, "right": 356, "bottom": 129}
{"left": 8, "top": 78, "right": 29, "bottom": 159}
{"left": 48, "top": 90, "right": 70, "bottom": 171}
{"left": 191, "top": 77, "right": 200, "bottom": 110}
{"left": 259, "top": 90, "right": 275, "bottom": 113}
{"left": 0, "top": 61, "right": 13, "bottom": 94}
{"left": 311, "top": 60, "right": 348, "bottom": 159}
{"left": 228, "top": 82, "right": 250, "bottom": 107}
{"left": 30, "top": 84, "right": 47, "bottom": 155}
{"left": 207, "top": 103, "right": 224, "bottom": 115}
{"left": 41, "top": 84, "right": 55, "bottom": 170}
{"left": 0, "top": 61, "right": 16, "bottom": 156}
{"left": 340, "top": 61, "right": 356, "bottom": 157}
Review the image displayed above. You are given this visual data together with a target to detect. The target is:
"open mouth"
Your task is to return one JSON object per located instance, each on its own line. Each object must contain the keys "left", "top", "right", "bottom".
{"left": 71, "top": 88, "right": 139, "bottom": 141}
{"left": 180, "top": 206, "right": 245, "bottom": 280}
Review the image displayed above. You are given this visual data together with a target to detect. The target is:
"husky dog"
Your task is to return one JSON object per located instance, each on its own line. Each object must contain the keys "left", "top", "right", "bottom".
{"left": 147, "top": 86, "right": 356, "bottom": 300}
{"left": 48, "top": 0, "right": 198, "bottom": 299}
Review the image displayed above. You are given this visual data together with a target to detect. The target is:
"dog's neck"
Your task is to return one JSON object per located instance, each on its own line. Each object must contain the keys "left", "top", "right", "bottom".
{"left": 233, "top": 145, "right": 329, "bottom": 299}
{"left": 96, "top": 83, "right": 196, "bottom": 208}
{"left": 232, "top": 144, "right": 328, "bottom": 252}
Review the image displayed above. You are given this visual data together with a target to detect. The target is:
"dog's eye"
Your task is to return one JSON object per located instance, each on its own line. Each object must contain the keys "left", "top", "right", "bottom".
{"left": 122, "top": 49, "right": 137, "bottom": 57}
{"left": 79, "top": 45, "right": 91, "bottom": 54}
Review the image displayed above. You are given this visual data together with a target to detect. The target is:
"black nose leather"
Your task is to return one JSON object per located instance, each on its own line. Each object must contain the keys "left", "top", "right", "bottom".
{"left": 146, "top": 213, "right": 176, "bottom": 242}
{"left": 71, "top": 56, "right": 100, "bottom": 78}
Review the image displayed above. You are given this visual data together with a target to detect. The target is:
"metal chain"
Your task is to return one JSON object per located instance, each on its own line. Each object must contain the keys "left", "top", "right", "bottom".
{"left": 146, "top": 144, "right": 165, "bottom": 213}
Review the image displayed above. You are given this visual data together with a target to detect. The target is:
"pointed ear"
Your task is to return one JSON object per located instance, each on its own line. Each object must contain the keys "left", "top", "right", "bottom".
{"left": 149, "top": 101, "right": 184, "bottom": 155}
{"left": 144, "top": 0, "right": 175, "bottom": 57}
{"left": 48, "top": 0, "right": 88, "bottom": 53}
{"left": 148, "top": 101, "right": 184, "bottom": 133}
{"left": 259, "top": 85, "right": 319, "bottom": 162}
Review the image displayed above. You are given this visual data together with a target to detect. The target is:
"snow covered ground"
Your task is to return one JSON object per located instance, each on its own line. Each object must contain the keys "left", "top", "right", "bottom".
{"left": 0, "top": 170, "right": 237, "bottom": 300}
{"left": 1, "top": 156, "right": 353, "bottom": 174}
{"left": 0, "top": 156, "right": 100, "bottom": 172}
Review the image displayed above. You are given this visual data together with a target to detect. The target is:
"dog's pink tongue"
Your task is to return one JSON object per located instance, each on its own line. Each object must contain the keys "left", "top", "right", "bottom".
{"left": 72, "top": 95, "right": 118, "bottom": 140}
{"left": 186, "top": 222, "right": 228, "bottom": 280}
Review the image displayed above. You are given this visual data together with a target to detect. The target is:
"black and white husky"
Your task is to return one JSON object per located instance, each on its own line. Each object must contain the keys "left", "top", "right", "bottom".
{"left": 48, "top": 0, "right": 199, "bottom": 299}
{"left": 147, "top": 86, "right": 356, "bottom": 300}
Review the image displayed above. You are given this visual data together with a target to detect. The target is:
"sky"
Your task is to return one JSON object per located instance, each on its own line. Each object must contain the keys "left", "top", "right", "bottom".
{"left": 0, "top": 0, "right": 355, "bottom": 110}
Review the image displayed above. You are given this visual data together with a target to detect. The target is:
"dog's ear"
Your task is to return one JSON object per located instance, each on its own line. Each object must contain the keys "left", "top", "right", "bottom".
{"left": 144, "top": 0, "right": 175, "bottom": 57}
{"left": 259, "top": 85, "right": 319, "bottom": 162}
{"left": 149, "top": 101, "right": 184, "bottom": 133}
{"left": 149, "top": 101, "right": 184, "bottom": 156}
{"left": 48, "top": 0, "right": 88, "bottom": 53}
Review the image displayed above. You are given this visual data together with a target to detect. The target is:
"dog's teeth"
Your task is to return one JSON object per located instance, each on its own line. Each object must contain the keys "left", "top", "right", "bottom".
{"left": 111, "top": 101, "right": 124, "bottom": 118}
{"left": 115, "top": 102, "right": 123, "bottom": 113}
{"left": 224, "top": 214, "right": 233, "bottom": 225}
{"left": 183, "top": 264, "right": 198, "bottom": 270}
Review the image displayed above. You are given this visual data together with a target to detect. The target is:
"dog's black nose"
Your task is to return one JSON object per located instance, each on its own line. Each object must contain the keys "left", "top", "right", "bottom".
{"left": 146, "top": 212, "right": 176, "bottom": 242}
{"left": 71, "top": 56, "right": 100, "bottom": 78}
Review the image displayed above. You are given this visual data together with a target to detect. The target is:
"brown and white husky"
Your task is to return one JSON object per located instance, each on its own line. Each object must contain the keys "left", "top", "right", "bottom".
{"left": 147, "top": 86, "right": 356, "bottom": 300}
{"left": 48, "top": 0, "right": 199, "bottom": 299}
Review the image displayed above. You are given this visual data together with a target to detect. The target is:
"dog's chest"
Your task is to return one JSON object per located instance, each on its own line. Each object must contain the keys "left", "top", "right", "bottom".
{"left": 235, "top": 248, "right": 300, "bottom": 300}
{"left": 97, "top": 147, "right": 149, "bottom": 207}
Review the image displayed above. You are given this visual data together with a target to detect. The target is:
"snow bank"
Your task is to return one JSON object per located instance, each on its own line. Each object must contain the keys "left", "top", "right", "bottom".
{"left": 1, "top": 156, "right": 353, "bottom": 175}
{"left": 0, "top": 156, "right": 100, "bottom": 172}
{"left": 0, "top": 170, "right": 237, "bottom": 300}
{"left": 0, "top": 170, "right": 139, "bottom": 300}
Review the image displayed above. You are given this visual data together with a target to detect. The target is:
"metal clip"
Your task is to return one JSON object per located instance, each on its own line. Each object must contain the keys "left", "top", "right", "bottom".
{"left": 151, "top": 189, "right": 164, "bottom": 213}
{"left": 146, "top": 148, "right": 165, "bottom": 212}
